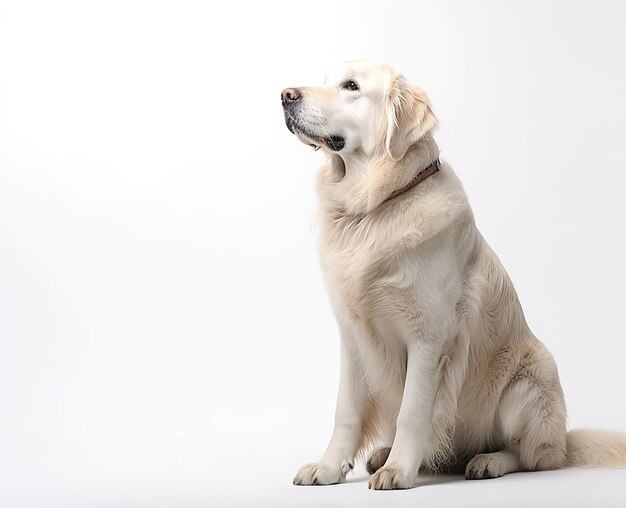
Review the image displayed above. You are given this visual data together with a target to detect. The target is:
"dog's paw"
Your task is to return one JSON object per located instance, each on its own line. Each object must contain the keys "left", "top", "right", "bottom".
{"left": 465, "top": 454, "right": 507, "bottom": 480}
{"left": 293, "top": 461, "right": 352, "bottom": 486}
{"left": 368, "top": 464, "right": 412, "bottom": 490}
{"left": 366, "top": 446, "right": 391, "bottom": 474}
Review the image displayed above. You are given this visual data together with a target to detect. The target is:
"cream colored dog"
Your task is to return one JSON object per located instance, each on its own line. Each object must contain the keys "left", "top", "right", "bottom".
{"left": 281, "top": 61, "right": 626, "bottom": 490}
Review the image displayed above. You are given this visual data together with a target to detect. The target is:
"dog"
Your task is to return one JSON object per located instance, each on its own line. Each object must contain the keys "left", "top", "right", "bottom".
{"left": 281, "top": 61, "right": 626, "bottom": 490}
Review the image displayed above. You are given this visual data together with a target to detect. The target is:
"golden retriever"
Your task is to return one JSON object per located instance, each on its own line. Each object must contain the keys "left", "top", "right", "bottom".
{"left": 281, "top": 61, "right": 626, "bottom": 490}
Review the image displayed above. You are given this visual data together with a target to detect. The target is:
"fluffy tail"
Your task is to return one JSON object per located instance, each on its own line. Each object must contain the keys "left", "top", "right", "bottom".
{"left": 566, "top": 429, "right": 626, "bottom": 468}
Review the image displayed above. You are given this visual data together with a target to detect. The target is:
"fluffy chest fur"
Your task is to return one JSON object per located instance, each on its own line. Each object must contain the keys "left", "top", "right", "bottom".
{"left": 318, "top": 163, "right": 472, "bottom": 333}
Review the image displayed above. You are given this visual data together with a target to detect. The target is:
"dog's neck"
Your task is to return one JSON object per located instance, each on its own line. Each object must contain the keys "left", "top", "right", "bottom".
{"left": 320, "top": 133, "right": 441, "bottom": 215}
{"left": 379, "top": 156, "right": 440, "bottom": 207}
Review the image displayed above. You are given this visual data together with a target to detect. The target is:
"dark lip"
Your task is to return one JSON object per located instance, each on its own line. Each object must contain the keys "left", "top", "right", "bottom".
{"left": 324, "top": 135, "right": 345, "bottom": 151}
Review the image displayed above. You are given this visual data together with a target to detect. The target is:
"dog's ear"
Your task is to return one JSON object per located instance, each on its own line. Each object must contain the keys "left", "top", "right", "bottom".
{"left": 385, "top": 76, "right": 437, "bottom": 161}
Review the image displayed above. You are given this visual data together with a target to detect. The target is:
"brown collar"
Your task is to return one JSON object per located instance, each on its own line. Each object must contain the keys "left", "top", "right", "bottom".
{"left": 381, "top": 157, "right": 441, "bottom": 206}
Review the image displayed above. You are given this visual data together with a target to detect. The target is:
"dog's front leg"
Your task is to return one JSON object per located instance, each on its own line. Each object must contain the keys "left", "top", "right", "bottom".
{"left": 293, "top": 331, "right": 367, "bottom": 486}
{"left": 368, "top": 337, "right": 440, "bottom": 490}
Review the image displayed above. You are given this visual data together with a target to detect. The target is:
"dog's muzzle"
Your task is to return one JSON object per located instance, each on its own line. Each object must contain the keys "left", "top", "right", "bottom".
{"left": 281, "top": 87, "right": 345, "bottom": 152}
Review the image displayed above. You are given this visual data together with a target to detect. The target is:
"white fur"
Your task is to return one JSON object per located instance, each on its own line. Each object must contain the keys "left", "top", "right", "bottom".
{"left": 286, "top": 61, "right": 626, "bottom": 490}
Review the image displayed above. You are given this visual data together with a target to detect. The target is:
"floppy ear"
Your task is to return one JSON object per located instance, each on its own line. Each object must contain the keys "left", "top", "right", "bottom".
{"left": 385, "top": 76, "right": 437, "bottom": 161}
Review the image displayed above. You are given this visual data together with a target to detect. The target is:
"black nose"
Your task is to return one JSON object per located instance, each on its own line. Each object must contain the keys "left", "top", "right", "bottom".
{"left": 281, "top": 87, "right": 301, "bottom": 104}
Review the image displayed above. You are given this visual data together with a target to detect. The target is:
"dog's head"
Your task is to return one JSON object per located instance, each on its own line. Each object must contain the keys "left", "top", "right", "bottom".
{"left": 281, "top": 61, "right": 437, "bottom": 161}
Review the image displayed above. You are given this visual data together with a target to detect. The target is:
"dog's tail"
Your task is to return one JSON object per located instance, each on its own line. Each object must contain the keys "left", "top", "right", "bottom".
{"left": 566, "top": 429, "right": 626, "bottom": 468}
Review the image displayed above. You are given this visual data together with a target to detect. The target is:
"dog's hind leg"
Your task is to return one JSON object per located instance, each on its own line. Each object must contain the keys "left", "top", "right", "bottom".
{"left": 466, "top": 355, "right": 567, "bottom": 480}
{"left": 366, "top": 446, "right": 391, "bottom": 474}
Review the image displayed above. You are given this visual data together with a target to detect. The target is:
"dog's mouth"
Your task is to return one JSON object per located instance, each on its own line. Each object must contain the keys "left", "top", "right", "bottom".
{"left": 283, "top": 111, "right": 345, "bottom": 152}
{"left": 295, "top": 130, "right": 346, "bottom": 152}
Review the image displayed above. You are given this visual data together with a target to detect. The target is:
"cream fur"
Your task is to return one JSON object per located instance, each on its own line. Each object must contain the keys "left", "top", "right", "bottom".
{"left": 284, "top": 61, "right": 626, "bottom": 490}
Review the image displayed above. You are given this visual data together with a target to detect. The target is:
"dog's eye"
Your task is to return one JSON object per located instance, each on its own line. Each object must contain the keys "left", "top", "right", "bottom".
{"left": 342, "top": 80, "right": 359, "bottom": 91}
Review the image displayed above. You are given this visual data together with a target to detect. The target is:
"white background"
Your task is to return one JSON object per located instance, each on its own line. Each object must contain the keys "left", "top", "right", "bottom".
{"left": 1, "top": 1, "right": 626, "bottom": 507}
